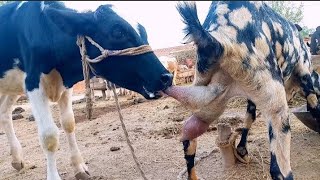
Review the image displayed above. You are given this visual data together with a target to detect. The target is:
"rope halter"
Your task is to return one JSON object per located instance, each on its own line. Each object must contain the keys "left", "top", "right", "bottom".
{"left": 76, "top": 35, "right": 153, "bottom": 64}
{"left": 76, "top": 35, "right": 151, "bottom": 180}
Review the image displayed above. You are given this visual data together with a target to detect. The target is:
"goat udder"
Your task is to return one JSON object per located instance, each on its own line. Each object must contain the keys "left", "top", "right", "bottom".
{"left": 180, "top": 115, "right": 209, "bottom": 141}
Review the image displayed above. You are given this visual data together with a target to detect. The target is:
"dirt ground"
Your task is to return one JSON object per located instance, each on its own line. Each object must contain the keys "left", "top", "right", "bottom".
{"left": 1, "top": 93, "right": 320, "bottom": 180}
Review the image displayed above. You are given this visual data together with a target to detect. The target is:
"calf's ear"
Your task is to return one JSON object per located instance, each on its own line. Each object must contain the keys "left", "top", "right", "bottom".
{"left": 137, "top": 23, "right": 149, "bottom": 45}
{"left": 44, "top": 8, "right": 95, "bottom": 36}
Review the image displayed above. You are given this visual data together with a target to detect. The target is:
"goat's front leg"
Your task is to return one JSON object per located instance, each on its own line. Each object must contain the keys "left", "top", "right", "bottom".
{"left": 253, "top": 81, "right": 293, "bottom": 180}
{"left": 182, "top": 139, "right": 198, "bottom": 180}
{"left": 180, "top": 114, "right": 210, "bottom": 180}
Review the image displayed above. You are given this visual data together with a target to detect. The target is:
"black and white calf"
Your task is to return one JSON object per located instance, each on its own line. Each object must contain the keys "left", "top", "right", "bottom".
{"left": 166, "top": 1, "right": 319, "bottom": 180}
{"left": 0, "top": 1, "right": 172, "bottom": 180}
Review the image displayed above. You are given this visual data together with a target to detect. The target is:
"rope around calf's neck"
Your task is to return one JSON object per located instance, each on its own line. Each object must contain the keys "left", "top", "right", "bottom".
{"left": 77, "top": 35, "right": 152, "bottom": 180}
{"left": 110, "top": 83, "right": 148, "bottom": 180}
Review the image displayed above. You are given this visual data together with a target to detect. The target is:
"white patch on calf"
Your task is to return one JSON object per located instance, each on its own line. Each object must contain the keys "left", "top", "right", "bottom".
{"left": 40, "top": 1, "right": 48, "bottom": 11}
{"left": 13, "top": 58, "right": 20, "bottom": 66}
{"left": 27, "top": 88, "right": 61, "bottom": 179}
{"left": 40, "top": 69, "right": 66, "bottom": 102}
{"left": 0, "top": 68, "right": 26, "bottom": 95}
{"left": 16, "top": 1, "right": 27, "bottom": 10}
{"left": 228, "top": 7, "right": 252, "bottom": 30}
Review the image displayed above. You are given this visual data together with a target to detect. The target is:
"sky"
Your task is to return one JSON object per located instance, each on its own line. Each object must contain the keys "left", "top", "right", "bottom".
{"left": 63, "top": 1, "right": 320, "bottom": 50}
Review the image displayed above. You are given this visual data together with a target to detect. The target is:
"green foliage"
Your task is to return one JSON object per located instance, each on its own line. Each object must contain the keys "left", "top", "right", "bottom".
{"left": 265, "top": 1, "right": 304, "bottom": 24}
{"left": 300, "top": 26, "right": 315, "bottom": 38}
{"left": 265, "top": 1, "right": 313, "bottom": 38}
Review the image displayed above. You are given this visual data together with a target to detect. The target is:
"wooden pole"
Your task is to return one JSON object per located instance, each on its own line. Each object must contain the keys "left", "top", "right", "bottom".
{"left": 82, "top": 58, "right": 93, "bottom": 120}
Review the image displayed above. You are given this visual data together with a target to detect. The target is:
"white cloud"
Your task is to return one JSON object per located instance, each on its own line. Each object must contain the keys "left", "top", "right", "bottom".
{"left": 62, "top": 1, "right": 320, "bottom": 49}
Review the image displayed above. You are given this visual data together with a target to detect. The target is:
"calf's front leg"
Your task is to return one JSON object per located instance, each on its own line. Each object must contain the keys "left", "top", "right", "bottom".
{"left": 58, "top": 88, "right": 90, "bottom": 180}
{"left": 27, "top": 89, "right": 61, "bottom": 180}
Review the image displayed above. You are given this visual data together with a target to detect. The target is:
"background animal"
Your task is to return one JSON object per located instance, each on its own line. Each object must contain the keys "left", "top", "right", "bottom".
{"left": 159, "top": 56, "right": 179, "bottom": 85}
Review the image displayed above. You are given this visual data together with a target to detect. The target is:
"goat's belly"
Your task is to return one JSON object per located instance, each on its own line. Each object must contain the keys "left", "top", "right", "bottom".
{"left": 0, "top": 68, "right": 26, "bottom": 95}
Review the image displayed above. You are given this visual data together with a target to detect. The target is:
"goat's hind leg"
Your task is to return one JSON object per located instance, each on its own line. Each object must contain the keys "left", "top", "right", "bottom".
{"left": 236, "top": 99, "right": 256, "bottom": 163}
{"left": 0, "top": 95, "right": 24, "bottom": 171}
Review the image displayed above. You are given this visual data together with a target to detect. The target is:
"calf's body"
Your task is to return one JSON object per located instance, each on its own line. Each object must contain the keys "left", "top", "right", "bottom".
{"left": 0, "top": 1, "right": 172, "bottom": 180}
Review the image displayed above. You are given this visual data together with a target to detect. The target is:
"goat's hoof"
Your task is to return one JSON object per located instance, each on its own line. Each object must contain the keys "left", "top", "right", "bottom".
{"left": 236, "top": 146, "right": 248, "bottom": 157}
{"left": 75, "top": 170, "right": 90, "bottom": 180}
{"left": 12, "top": 161, "right": 25, "bottom": 171}
{"left": 235, "top": 146, "right": 250, "bottom": 164}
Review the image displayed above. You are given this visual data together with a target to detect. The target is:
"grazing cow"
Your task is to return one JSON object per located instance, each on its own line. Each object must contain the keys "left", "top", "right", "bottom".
{"left": 165, "top": 1, "right": 320, "bottom": 180}
{"left": 310, "top": 26, "right": 320, "bottom": 55}
{"left": 0, "top": 1, "right": 172, "bottom": 180}
{"left": 159, "top": 56, "right": 179, "bottom": 85}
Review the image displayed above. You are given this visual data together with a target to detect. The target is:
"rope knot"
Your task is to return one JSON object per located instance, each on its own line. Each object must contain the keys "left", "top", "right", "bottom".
{"left": 101, "top": 50, "right": 109, "bottom": 57}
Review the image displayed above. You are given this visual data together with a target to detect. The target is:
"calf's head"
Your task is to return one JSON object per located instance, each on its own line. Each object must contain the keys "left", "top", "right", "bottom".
{"left": 45, "top": 4, "right": 172, "bottom": 99}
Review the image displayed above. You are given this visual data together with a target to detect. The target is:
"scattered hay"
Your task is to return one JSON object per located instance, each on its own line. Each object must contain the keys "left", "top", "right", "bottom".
{"left": 227, "top": 94, "right": 307, "bottom": 109}
{"left": 151, "top": 124, "right": 182, "bottom": 139}
{"left": 227, "top": 97, "right": 247, "bottom": 108}
{"left": 218, "top": 116, "right": 243, "bottom": 127}
{"left": 288, "top": 93, "right": 306, "bottom": 107}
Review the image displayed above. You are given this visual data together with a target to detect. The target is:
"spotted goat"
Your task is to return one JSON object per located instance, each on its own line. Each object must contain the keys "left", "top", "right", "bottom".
{"left": 0, "top": 1, "right": 172, "bottom": 180}
{"left": 235, "top": 24, "right": 320, "bottom": 171}
{"left": 165, "top": 1, "right": 320, "bottom": 180}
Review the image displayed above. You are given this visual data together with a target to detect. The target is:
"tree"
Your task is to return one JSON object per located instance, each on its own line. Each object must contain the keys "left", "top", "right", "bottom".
{"left": 265, "top": 1, "right": 304, "bottom": 24}
{"left": 265, "top": 1, "right": 314, "bottom": 38}
{"left": 300, "top": 26, "right": 315, "bottom": 38}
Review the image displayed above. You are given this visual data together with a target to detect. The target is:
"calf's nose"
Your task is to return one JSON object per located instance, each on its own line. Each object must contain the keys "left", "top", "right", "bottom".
{"left": 161, "top": 73, "right": 173, "bottom": 88}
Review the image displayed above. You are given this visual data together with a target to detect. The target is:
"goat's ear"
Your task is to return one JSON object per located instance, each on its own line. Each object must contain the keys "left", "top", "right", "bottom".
{"left": 45, "top": 8, "right": 95, "bottom": 36}
{"left": 137, "top": 23, "right": 149, "bottom": 45}
{"left": 295, "top": 24, "right": 302, "bottom": 32}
